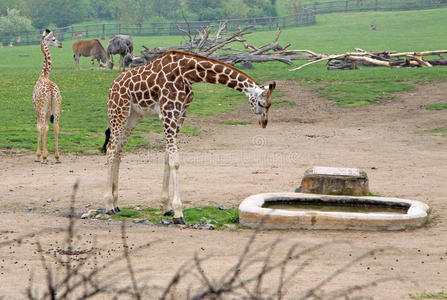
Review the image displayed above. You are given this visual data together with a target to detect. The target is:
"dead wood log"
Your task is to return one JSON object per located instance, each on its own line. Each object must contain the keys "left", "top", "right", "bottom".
{"left": 128, "top": 24, "right": 314, "bottom": 68}
{"left": 290, "top": 48, "right": 447, "bottom": 71}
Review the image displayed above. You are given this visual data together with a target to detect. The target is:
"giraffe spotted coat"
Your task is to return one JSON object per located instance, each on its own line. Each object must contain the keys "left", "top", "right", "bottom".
{"left": 103, "top": 50, "right": 276, "bottom": 223}
{"left": 33, "top": 29, "right": 62, "bottom": 163}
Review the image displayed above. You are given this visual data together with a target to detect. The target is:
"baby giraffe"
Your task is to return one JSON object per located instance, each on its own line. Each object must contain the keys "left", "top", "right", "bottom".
{"left": 33, "top": 29, "right": 62, "bottom": 163}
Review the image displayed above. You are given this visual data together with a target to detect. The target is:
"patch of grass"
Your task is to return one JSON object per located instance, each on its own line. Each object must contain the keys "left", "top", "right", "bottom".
{"left": 409, "top": 291, "right": 447, "bottom": 299}
{"left": 367, "top": 192, "right": 382, "bottom": 197}
{"left": 425, "top": 103, "right": 447, "bottom": 110}
{"left": 274, "top": 99, "right": 296, "bottom": 106}
{"left": 111, "top": 206, "right": 239, "bottom": 228}
{"left": 316, "top": 81, "right": 414, "bottom": 107}
{"left": 3, "top": 8, "right": 447, "bottom": 151}
{"left": 221, "top": 121, "right": 252, "bottom": 125}
{"left": 425, "top": 128, "right": 447, "bottom": 135}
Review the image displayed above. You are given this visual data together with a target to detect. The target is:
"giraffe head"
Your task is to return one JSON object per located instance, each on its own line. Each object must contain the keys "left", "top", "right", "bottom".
{"left": 248, "top": 82, "right": 276, "bottom": 128}
{"left": 41, "top": 29, "right": 62, "bottom": 48}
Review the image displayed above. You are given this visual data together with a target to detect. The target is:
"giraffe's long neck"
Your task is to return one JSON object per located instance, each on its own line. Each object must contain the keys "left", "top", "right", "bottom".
{"left": 40, "top": 42, "right": 52, "bottom": 78}
{"left": 177, "top": 53, "right": 263, "bottom": 95}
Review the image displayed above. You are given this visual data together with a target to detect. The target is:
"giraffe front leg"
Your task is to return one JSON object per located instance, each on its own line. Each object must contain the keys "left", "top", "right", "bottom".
{"left": 161, "top": 151, "right": 173, "bottom": 216}
{"left": 169, "top": 151, "right": 185, "bottom": 224}
{"left": 104, "top": 152, "right": 121, "bottom": 215}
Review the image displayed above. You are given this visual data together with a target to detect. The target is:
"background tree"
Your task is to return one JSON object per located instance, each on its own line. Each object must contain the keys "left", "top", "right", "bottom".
{"left": 87, "top": 0, "right": 113, "bottom": 20}
{"left": 150, "top": 0, "right": 183, "bottom": 20}
{"left": 0, "top": 8, "right": 34, "bottom": 36}
{"left": 0, "top": 0, "right": 29, "bottom": 17}
{"left": 109, "top": 0, "right": 150, "bottom": 23}
{"left": 185, "top": 0, "right": 225, "bottom": 20}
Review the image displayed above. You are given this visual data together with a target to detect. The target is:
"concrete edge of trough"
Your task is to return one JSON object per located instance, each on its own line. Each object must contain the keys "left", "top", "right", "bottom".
{"left": 238, "top": 193, "right": 430, "bottom": 231}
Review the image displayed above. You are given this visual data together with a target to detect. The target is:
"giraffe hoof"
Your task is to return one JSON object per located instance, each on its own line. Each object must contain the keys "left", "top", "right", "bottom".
{"left": 55, "top": 159, "right": 61, "bottom": 164}
{"left": 173, "top": 217, "right": 186, "bottom": 225}
{"left": 163, "top": 210, "right": 174, "bottom": 216}
{"left": 41, "top": 160, "right": 48, "bottom": 165}
{"left": 34, "top": 159, "right": 41, "bottom": 163}
{"left": 114, "top": 207, "right": 121, "bottom": 213}
{"left": 106, "top": 209, "right": 116, "bottom": 215}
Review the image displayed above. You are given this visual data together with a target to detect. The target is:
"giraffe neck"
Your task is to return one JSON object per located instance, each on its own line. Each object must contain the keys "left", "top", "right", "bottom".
{"left": 40, "top": 42, "right": 52, "bottom": 78}
{"left": 173, "top": 52, "right": 262, "bottom": 95}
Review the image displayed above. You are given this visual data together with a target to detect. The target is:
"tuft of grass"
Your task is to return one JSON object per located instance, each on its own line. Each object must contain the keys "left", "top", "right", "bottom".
{"left": 367, "top": 192, "right": 382, "bottom": 197}
{"left": 274, "top": 99, "right": 296, "bottom": 106}
{"left": 221, "top": 121, "right": 252, "bottom": 125}
{"left": 111, "top": 206, "right": 239, "bottom": 228}
{"left": 425, "top": 103, "right": 447, "bottom": 110}
{"left": 425, "top": 128, "right": 447, "bottom": 135}
{"left": 409, "top": 291, "right": 447, "bottom": 299}
{"left": 316, "top": 81, "right": 413, "bottom": 107}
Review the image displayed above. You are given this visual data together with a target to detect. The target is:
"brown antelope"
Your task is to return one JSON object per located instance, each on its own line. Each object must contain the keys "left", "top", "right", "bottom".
{"left": 72, "top": 39, "right": 112, "bottom": 70}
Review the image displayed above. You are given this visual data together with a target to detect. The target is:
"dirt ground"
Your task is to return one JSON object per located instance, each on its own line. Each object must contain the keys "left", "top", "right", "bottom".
{"left": 1, "top": 79, "right": 447, "bottom": 299}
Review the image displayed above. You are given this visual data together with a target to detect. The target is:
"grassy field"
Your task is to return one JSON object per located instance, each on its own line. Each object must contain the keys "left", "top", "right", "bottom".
{"left": 1, "top": 8, "right": 447, "bottom": 153}
{"left": 110, "top": 206, "right": 239, "bottom": 228}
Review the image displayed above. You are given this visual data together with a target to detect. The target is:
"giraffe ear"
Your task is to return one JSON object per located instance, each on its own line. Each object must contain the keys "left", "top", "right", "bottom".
{"left": 269, "top": 82, "right": 276, "bottom": 91}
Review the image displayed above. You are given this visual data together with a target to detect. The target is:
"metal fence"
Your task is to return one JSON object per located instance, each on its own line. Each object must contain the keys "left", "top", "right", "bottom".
{"left": 306, "top": 0, "right": 446, "bottom": 14}
{"left": 0, "top": 9, "right": 316, "bottom": 46}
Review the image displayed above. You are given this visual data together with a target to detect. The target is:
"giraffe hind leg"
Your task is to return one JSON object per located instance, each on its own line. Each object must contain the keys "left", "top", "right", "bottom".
{"left": 104, "top": 106, "right": 140, "bottom": 214}
{"left": 52, "top": 93, "right": 61, "bottom": 162}
{"left": 41, "top": 122, "right": 49, "bottom": 164}
{"left": 35, "top": 123, "right": 42, "bottom": 162}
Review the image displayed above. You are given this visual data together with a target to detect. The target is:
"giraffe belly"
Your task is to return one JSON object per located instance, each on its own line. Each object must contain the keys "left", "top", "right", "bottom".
{"left": 131, "top": 102, "right": 162, "bottom": 119}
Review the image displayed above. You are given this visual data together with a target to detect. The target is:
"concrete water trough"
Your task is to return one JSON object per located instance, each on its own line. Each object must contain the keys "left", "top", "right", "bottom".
{"left": 238, "top": 193, "right": 430, "bottom": 231}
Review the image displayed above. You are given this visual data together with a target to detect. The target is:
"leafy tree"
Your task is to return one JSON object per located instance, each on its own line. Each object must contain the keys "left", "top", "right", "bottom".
{"left": 284, "top": 0, "right": 303, "bottom": 15}
{"left": 185, "top": 0, "right": 225, "bottom": 20}
{"left": 150, "top": 0, "right": 183, "bottom": 19}
{"left": 48, "top": 0, "right": 89, "bottom": 27}
{"left": 222, "top": 0, "right": 249, "bottom": 19}
{"left": 109, "top": 0, "right": 149, "bottom": 23}
{"left": 243, "top": 0, "right": 277, "bottom": 17}
{"left": 88, "top": 0, "right": 113, "bottom": 20}
{"left": 27, "top": 0, "right": 88, "bottom": 28}
{"left": 0, "top": 8, "right": 34, "bottom": 35}
{"left": 0, "top": 0, "right": 29, "bottom": 17}
{"left": 27, "top": 0, "right": 51, "bottom": 29}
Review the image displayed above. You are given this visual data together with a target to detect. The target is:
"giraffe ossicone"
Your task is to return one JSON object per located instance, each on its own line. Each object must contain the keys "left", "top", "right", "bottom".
{"left": 102, "top": 50, "right": 276, "bottom": 223}
{"left": 33, "top": 29, "right": 62, "bottom": 163}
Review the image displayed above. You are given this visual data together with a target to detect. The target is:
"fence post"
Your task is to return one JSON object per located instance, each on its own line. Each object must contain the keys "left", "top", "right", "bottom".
{"left": 313, "top": 2, "right": 317, "bottom": 14}
{"left": 375, "top": 0, "right": 378, "bottom": 10}
{"left": 71, "top": 26, "right": 74, "bottom": 39}
{"left": 102, "top": 24, "right": 105, "bottom": 36}
{"left": 390, "top": 0, "right": 393, "bottom": 10}
{"left": 85, "top": 25, "right": 88, "bottom": 38}
{"left": 345, "top": 0, "right": 349, "bottom": 11}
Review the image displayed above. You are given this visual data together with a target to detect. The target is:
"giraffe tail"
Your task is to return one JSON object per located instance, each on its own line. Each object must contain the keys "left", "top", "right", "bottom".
{"left": 101, "top": 128, "right": 111, "bottom": 154}
{"left": 50, "top": 115, "right": 54, "bottom": 123}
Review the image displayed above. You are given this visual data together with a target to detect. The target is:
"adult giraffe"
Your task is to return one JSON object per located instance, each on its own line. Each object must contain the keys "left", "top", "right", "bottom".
{"left": 33, "top": 29, "right": 62, "bottom": 163}
{"left": 102, "top": 50, "right": 276, "bottom": 224}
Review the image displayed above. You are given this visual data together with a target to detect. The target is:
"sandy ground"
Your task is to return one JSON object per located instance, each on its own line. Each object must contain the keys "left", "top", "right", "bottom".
{"left": 1, "top": 79, "right": 447, "bottom": 299}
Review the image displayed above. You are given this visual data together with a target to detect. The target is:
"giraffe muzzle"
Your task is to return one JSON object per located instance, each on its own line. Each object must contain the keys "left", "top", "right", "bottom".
{"left": 259, "top": 119, "right": 268, "bottom": 128}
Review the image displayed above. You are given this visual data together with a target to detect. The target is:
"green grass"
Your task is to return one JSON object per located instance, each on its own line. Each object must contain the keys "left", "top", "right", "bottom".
{"left": 425, "top": 128, "right": 447, "bottom": 135}
{"left": 221, "top": 121, "right": 252, "bottom": 125}
{"left": 111, "top": 206, "right": 239, "bottom": 228}
{"left": 2, "top": 8, "right": 447, "bottom": 152}
{"left": 425, "top": 103, "right": 447, "bottom": 110}
{"left": 409, "top": 291, "right": 447, "bottom": 299}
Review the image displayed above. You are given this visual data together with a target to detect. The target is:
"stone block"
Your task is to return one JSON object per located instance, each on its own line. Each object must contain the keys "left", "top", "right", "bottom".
{"left": 299, "top": 166, "right": 369, "bottom": 196}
